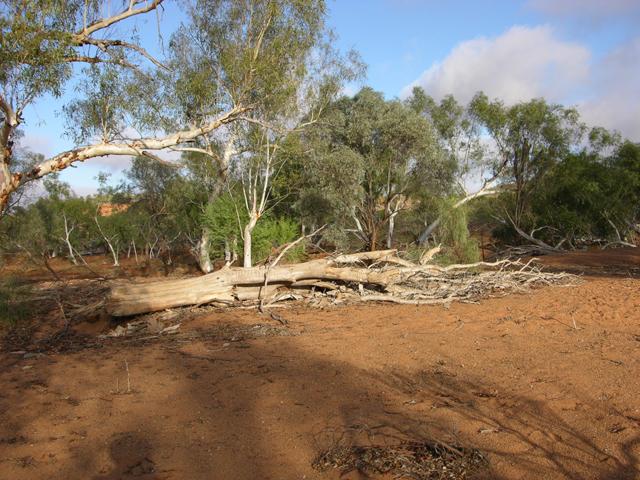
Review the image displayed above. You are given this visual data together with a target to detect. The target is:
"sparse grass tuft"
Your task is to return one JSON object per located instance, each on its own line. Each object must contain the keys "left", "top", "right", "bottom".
{"left": 0, "top": 276, "right": 35, "bottom": 327}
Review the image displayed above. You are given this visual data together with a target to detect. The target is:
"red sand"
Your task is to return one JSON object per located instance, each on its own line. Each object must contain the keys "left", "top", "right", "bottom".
{"left": 1, "top": 249, "right": 639, "bottom": 479}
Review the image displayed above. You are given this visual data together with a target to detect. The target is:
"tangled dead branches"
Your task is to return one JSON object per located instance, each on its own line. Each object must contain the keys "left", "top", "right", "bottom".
{"left": 312, "top": 440, "right": 487, "bottom": 479}
{"left": 351, "top": 258, "right": 576, "bottom": 306}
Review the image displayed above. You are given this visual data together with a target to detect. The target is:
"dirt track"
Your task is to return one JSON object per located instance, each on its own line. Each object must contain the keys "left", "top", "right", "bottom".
{"left": 1, "top": 250, "right": 639, "bottom": 479}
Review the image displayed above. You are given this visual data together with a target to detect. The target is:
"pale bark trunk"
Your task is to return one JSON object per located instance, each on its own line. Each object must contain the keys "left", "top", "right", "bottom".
{"left": 243, "top": 216, "right": 258, "bottom": 268}
{"left": 62, "top": 213, "right": 78, "bottom": 265}
{"left": 0, "top": 106, "right": 247, "bottom": 213}
{"left": 95, "top": 216, "right": 120, "bottom": 266}
{"left": 107, "top": 252, "right": 404, "bottom": 316}
{"left": 0, "top": 96, "right": 18, "bottom": 212}
{"left": 107, "top": 242, "right": 120, "bottom": 267}
{"left": 387, "top": 212, "right": 397, "bottom": 249}
{"left": 198, "top": 229, "right": 213, "bottom": 273}
{"left": 106, "top": 250, "right": 518, "bottom": 317}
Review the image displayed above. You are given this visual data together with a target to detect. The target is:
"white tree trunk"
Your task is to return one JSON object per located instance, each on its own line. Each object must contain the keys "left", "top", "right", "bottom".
{"left": 387, "top": 211, "right": 398, "bottom": 249}
{"left": 243, "top": 216, "right": 258, "bottom": 268}
{"left": 108, "top": 250, "right": 403, "bottom": 316}
{"left": 62, "top": 213, "right": 78, "bottom": 265}
{"left": 1, "top": 106, "right": 247, "bottom": 213}
{"left": 197, "top": 229, "right": 213, "bottom": 273}
{"left": 107, "top": 241, "right": 120, "bottom": 266}
{"left": 94, "top": 216, "right": 120, "bottom": 266}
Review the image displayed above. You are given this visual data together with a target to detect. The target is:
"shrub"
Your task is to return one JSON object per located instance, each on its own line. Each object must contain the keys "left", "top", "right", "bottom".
{"left": 0, "top": 277, "right": 34, "bottom": 327}
{"left": 202, "top": 195, "right": 304, "bottom": 264}
{"left": 434, "top": 199, "right": 480, "bottom": 264}
{"left": 253, "top": 217, "right": 304, "bottom": 263}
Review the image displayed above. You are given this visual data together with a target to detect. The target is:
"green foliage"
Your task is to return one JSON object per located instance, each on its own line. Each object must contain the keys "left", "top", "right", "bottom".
{"left": 469, "top": 93, "right": 585, "bottom": 227}
{"left": 295, "top": 87, "right": 451, "bottom": 250}
{"left": 4, "top": 0, "right": 640, "bottom": 264}
{"left": 202, "top": 194, "right": 303, "bottom": 264}
{"left": 0, "top": 277, "right": 34, "bottom": 326}
{"left": 0, "top": 0, "right": 81, "bottom": 96}
{"left": 253, "top": 217, "right": 304, "bottom": 263}
{"left": 201, "top": 195, "right": 241, "bottom": 259}
{"left": 63, "top": 65, "right": 129, "bottom": 144}
{"left": 529, "top": 143, "right": 640, "bottom": 245}
{"left": 434, "top": 200, "right": 480, "bottom": 264}
{"left": 408, "top": 87, "right": 484, "bottom": 182}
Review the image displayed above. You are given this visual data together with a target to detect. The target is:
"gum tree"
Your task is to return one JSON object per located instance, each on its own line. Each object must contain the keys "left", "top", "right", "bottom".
{"left": 167, "top": 0, "right": 362, "bottom": 269}
{"left": 1, "top": 0, "right": 352, "bottom": 221}
{"left": 299, "top": 88, "right": 448, "bottom": 251}
{"left": 0, "top": 0, "right": 168, "bottom": 212}
{"left": 408, "top": 88, "right": 501, "bottom": 245}
{"left": 468, "top": 93, "right": 585, "bottom": 231}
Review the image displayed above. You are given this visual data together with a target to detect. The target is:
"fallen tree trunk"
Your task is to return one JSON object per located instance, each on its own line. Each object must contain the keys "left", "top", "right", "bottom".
{"left": 106, "top": 250, "right": 575, "bottom": 317}
{"left": 107, "top": 252, "right": 406, "bottom": 316}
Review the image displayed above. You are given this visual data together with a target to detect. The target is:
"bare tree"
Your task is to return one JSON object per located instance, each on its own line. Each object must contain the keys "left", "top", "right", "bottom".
{"left": 239, "top": 131, "right": 276, "bottom": 268}
{"left": 94, "top": 215, "right": 120, "bottom": 267}
{"left": 61, "top": 212, "right": 78, "bottom": 265}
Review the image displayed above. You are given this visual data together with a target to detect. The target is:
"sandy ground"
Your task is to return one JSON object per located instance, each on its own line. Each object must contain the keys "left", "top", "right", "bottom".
{"left": 1, "top": 250, "right": 639, "bottom": 479}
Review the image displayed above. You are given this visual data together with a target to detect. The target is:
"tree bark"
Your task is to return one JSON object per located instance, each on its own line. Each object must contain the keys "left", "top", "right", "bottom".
{"left": 105, "top": 251, "right": 527, "bottom": 317}
{"left": 62, "top": 213, "right": 78, "bottom": 265}
{"left": 386, "top": 211, "right": 397, "bottom": 249}
{"left": 0, "top": 106, "right": 247, "bottom": 213}
{"left": 107, "top": 253, "right": 406, "bottom": 316}
{"left": 197, "top": 229, "right": 213, "bottom": 273}
{"left": 243, "top": 215, "right": 258, "bottom": 268}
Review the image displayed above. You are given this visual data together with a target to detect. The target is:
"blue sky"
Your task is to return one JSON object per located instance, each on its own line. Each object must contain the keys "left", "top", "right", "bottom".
{"left": 20, "top": 0, "right": 640, "bottom": 195}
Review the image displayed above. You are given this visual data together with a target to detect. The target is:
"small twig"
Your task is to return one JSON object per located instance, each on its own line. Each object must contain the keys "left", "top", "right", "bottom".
{"left": 125, "top": 360, "right": 131, "bottom": 393}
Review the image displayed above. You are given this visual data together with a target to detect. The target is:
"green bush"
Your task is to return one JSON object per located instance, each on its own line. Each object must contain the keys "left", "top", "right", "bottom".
{"left": 434, "top": 199, "right": 480, "bottom": 264}
{"left": 202, "top": 195, "right": 304, "bottom": 264}
{"left": 202, "top": 195, "right": 243, "bottom": 259}
{"left": 252, "top": 217, "right": 304, "bottom": 263}
{"left": 0, "top": 277, "right": 34, "bottom": 327}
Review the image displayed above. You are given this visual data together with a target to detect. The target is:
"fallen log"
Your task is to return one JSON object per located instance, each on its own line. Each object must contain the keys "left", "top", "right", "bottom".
{"left": 105, "top": 250, "right": 575, "bottom": 317}
{"left": 107, "top": 252, "right": 403, "bottom": 316}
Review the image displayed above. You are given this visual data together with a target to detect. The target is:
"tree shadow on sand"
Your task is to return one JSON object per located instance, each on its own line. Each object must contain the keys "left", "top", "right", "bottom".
{"left": 0, "top": 321, "right": 639, "bottom": 480}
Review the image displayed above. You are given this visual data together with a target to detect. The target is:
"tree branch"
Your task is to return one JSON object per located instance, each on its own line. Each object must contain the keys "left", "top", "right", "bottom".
{"left": 13, "top": 106, "right": 248, "bottom": 189}
{"left": 77, "top": 0, "right": 165, "bottom": 37}
{"left": 72, "top": 37, "right": 169, "bottom": 71}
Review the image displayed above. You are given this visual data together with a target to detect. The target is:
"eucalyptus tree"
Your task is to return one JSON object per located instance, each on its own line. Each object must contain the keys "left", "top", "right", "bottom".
{"left": 408, "top": 88, "right": 501, "bottom": 245}
{"left": 168, "top": 0, "right": 362, "bottom": 269}
{"left": 299, "top": 88, "right": 450, "bottom": 251}
{"left": 0, "top": 0, "right": 167, "bottom": 212}
{"left": 0, "top": 0, "right": 354, "bottom": 223}
{"left": 468, "top": 93, "right": 585, "bottom": 231}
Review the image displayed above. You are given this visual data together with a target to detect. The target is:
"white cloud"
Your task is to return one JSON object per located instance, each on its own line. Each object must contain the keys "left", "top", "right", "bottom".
{"left": 90, "top": 155, "right": 134, "bottom": 172}
{"left": 402, "top": 26, "right": 640, "bottom": 140}
{"left": 528, "top": 0, "right": 640, "bottom": 19}
{"left": 402, "top": 25, "right": 590, "bottom": 104}
{"left": 18, "top": 132, "right": 56, "bottom": 157}
{"left": 579, "top": 37, "right": 640, "bottom": 139}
